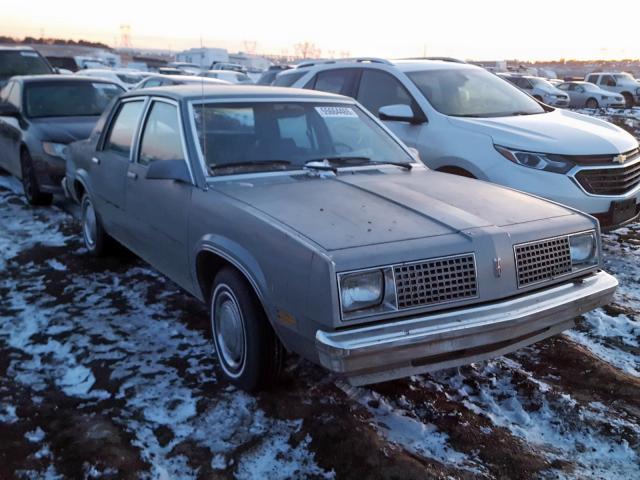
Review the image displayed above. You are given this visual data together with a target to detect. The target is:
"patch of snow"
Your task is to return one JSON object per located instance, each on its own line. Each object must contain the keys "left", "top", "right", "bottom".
{"left": 0, "top": 403, "right": 18, "bottom": 423}
{"left": 46, "top": 259, "right": 67, "bottom": 271}
{"left": 25, "top": 427, "right": 46, "bottom": 443}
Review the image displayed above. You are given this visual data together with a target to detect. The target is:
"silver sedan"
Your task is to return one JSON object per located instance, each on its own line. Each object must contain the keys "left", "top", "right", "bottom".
{"left": 558, "top": 81, "right": 625, "bottom": 109}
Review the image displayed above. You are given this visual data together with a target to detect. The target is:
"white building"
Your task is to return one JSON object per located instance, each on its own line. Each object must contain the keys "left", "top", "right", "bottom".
{"left": 176, "top": 48, "right": 229, "bottom": 68}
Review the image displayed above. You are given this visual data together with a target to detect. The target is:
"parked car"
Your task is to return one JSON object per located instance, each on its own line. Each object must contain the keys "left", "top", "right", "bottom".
{"left": 210, "top": 62, "right": 247, "bottom": 73}
{"left": 158, "top": 67, "right": 186, "bottom": 76}
{"left": 0, "top": 75, "right": 123, "bottom": 205}
{"left": 65, "top": 85, "right": 617, "bottom": 391}
{"left": 256, "top": 65, "right": 292, "bottom": 85}
{"left": 0, "top": 46, "right": 54, "bottom": 88}
{"left": 585, "top": 72, "right": 640, "bottom": 108}
{"left": 280, "top": 58, "right": 640, "bottom": 228}
{"left": 498, "top": 73, "right": 570, "bottom": 107}
{"left": 557, "top": 81, "right": 625, "bottom": 109}
{"left": 166, "top": 62, "right": 202, "bottom": 75}
{"left": 133, "top": 74, "right": 231, "bottom": 90}
{"left": 201, "top": 70, "right": 253, "bottom": 84}
{"left": 77, "top": 69, "right": 148, "bottom": 90}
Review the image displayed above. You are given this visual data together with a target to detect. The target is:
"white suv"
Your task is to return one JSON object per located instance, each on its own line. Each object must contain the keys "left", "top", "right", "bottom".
{"left": 278, "top": 58, "right": 640, "bottom": 228}
{"left": 584, "top": 72, "right": 640, "bottom": 108}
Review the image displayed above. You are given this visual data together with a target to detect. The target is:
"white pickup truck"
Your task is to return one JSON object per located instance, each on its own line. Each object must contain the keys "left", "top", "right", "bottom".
{"left": 585, "top": 72, "right": 640, "bottom": 108}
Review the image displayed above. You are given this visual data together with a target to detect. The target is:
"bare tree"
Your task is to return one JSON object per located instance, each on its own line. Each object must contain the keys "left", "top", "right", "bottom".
{"left": 294, "top": 41, "right": 322, "bottom": 59}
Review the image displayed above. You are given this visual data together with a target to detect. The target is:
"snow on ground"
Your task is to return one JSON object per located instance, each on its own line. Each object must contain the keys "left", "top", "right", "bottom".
{"left": 2, "top": 168, "right": 640, "bottom": 479}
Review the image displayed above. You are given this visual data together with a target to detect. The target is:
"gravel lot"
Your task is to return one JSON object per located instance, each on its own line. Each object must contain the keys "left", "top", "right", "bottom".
{"left": 1, "top": 169, "right": 640, "bottom": 479}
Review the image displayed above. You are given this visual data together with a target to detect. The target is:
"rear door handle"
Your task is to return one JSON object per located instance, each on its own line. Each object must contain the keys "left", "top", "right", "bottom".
{"left": 91, "top": 157, "right": 100, "bottom": 165}
{"left": 127, "top": 171, "right": 138, "bottom": 180}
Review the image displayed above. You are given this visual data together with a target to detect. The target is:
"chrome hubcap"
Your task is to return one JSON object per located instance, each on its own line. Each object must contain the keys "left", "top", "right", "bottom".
{"left": 212, "top": 287, "right": 246, "bottom": 373}
{"left": 83, "top": 201, "right": 97, "bottom": 248}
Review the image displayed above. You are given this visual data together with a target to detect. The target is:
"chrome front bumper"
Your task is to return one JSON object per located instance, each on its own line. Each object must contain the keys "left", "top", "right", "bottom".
{"left": 316, "top": 271, "right": 618, "bottom": 386}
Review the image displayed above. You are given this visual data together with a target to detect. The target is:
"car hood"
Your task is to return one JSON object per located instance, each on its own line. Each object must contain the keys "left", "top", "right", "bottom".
{"left": 212, "top": 168, "right": 576, "bottom": 251}
{"left": 30, "top": 116, "right": 100, "bottom": 144}
{"left": 448, "top": 109, "right": 638, "bottom": 155}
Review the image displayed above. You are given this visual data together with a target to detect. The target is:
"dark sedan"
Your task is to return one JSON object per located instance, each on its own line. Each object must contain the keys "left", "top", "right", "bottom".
{"left": 0, "top": 75, "right": 123, "bottom": 205}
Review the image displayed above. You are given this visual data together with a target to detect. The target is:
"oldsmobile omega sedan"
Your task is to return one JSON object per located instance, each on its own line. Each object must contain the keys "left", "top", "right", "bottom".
{"left": 65, "top": 85, "right": 618, "bottom": 391}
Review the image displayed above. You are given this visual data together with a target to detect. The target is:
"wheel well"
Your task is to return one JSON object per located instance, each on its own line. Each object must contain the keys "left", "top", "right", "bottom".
{"left": 196, "top": 250, "right": 255, "bottom": 304}
{"left": 436, "top": 166, "right": 476, "bottom": 179}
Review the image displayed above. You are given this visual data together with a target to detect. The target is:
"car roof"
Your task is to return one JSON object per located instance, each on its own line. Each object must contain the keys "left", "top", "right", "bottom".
{"left": 0, "top": 45, "right": 37, "bottom": 52}
{"left": 121, "top": 84, "right": 351, "bottom": 102}
{"left": 391, "top": 59, "right": 476, "bottom": 72}
{"left": 11, "top": 74, "right": 122, "bottom": 86}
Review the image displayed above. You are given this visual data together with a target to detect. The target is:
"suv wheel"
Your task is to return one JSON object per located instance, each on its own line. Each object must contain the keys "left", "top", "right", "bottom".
{"left": 210, "top": 267, "right": 285, "bottom": 391}
{"left": 81, "top": 193, "right": 112, "bottom": 256}
{"left": 20, "top": 149, "right": 53, "bottom": 206}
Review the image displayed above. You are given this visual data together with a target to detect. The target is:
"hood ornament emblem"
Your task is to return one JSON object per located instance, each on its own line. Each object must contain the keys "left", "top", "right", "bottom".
{"left": 494, "top": 257, "right": 502, "bottom": 278}
{"left": 614, "top": 154, "right": 627, "bottom": 164}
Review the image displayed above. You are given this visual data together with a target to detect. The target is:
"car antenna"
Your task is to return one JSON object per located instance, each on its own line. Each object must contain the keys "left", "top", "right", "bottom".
{"left": 200, "top": 35, "right": 207, "bottom": 174}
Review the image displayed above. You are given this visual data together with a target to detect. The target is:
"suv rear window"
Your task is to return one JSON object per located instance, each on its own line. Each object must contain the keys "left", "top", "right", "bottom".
{"left": 273, "top": 71, "right": 306, "bottom": 87}
{"left": 0, "top": 50, "right": 52, "bottom": 77}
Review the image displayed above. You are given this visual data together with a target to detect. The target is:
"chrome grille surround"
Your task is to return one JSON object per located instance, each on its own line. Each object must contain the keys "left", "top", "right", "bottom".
{"left": 514, "top": 236, "right": 572, "bottom": 288}
{"left": 573, "top": 151, "right": 640, "bottom": 196}
{"left": 393, "top": 253, "right": 478, "bottom": 310}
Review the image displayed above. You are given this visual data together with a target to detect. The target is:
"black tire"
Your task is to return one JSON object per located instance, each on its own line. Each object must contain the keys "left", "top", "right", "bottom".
{"left": 622, "top": 92, "right": 634, "bottom": 109}
{"left": 586, "top": 98, "right": 599, "bottom": 109}
{"left": 81, "top": 193, "right": 112, "bottom": 256}
{"left": 210, "top": 267, "right": 285, "bottom": 391}
{"left": 20, "top": 149, "right": 53, "bottom": 206}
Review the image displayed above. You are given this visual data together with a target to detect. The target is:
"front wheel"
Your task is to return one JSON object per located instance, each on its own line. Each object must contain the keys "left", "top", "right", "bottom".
{"left": 81, "top": 193, "right": 112, "bottom": 256}
{"left": 210, "top": 268, "right": 285, "bottom": 391}
{"left": 622, "top": 92, "right": 634, "bottom": 109}
{"left": 586, "top": 98, "right": 599, "bottom": 109}
{"left": 20, "top": 149, "right": 53, "bottom": 206}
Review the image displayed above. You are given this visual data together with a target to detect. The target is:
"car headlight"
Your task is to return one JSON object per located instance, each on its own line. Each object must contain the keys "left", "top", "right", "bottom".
{"left": 494, "top": 145, "right": 574, "bottom": 174}
{"left": 42, "top": 142, "right": 69, "bottom": 160}
{"left": 569, "top": 232, "right": 598, "bottom": 270}
{"left": 338, "top": 267, "right": 397, "bottom": 319}
{"left": 340, "top": 270, "right": 384, "bottom": 312}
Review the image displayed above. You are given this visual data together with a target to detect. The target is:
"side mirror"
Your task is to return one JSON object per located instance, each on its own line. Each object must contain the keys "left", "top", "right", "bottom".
{"left": 145, "top": 159, "right": 192, "bottom": 183}
{"left": 379, "top": 104, "right": 418, "bottom": 123}
{"left": 0, "top": 102, "right": 20, "bottom": 118}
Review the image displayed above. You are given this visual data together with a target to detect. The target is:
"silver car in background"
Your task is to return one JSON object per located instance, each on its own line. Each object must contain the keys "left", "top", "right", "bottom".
{"left": 557, "top": 81, "right": 625, "bottom": 109}
{"left": 498, "top": 73, "right": 570, "bottom": 107}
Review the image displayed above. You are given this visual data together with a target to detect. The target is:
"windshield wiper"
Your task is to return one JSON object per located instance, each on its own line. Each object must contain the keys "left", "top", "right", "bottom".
{"left": 305, "top": 156, "right": 412, "bottom": 171}
{"left": 209, "top": 160, "right": 292, "bottom": 174}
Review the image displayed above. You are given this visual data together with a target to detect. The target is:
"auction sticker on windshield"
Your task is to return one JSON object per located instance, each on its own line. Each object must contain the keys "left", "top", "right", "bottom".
{"left": 20, "top": 51, "right": 39, "bottom": 57}
{"left": 315, "top": 106, "right": 358, "bottom": 118}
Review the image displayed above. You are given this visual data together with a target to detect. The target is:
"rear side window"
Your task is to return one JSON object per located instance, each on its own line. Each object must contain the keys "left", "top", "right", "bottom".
{"left": 6, "top": 82, "right": 21, "bottom": 108}
{"left": 0, "top": 50, "right": 52, "bottom": 77}
{"left": 104, "top": 100, "right": 144, "bottom": 156}
{"left": 138, "top": 102, "right": 184, "bottom": 165}
{"left": 309, "top": 69, "right": 359, "bottom": 96}
{"left": 273, "top": 71, "right": 306, "bottom": 87}
{"left": 356, "top": 70, "right": 417, "bottom": 117}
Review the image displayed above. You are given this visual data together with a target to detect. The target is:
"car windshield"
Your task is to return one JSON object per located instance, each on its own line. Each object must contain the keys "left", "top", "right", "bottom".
{"left": 407, "top": 68, "right": 545, "bottom": 117}
{"left": 116, "top": 73, "right": 144, "bottom": 84}
{"left": 614, "top": 73, "right": 635, "bottom": 81}
{"left": 192, "top": 102, "right": 413, "bottom": 175}
{"left": 0, "top": 51, "right": 52, "bottom": 77}
{"left": 25, "top": 81, "right": 123, "bottom": 118}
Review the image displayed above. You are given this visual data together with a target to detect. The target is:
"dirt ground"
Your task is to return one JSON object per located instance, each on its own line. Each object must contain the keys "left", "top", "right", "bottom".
{"left": 1, "top": 173, "right": 640, "bottom": 480}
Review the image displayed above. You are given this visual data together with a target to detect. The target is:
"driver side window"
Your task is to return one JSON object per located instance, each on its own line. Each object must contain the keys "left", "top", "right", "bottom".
{"left": 356, "top": 70, "right": 419, "bottom": 118}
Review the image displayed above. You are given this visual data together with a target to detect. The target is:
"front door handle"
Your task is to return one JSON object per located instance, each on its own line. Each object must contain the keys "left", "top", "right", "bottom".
{"left": 127, "top": 171, "right": 138, "bottom": 180}
{"left": 91, "top": 157, "right": 100, "bottom": 165}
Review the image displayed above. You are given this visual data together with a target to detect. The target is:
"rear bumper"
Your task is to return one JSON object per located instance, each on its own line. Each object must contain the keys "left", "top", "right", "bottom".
{"left": 315, "top": 271, "right": 617, "bottom": 386}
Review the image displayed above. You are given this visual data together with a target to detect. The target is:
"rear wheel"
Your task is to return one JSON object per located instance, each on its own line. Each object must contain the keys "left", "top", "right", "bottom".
{"left": 20, "top": 149, "right": 52, "bottom": 206}
{"left": 586, "top": 98, "right": 599, "bottom": 109}
{"left": 210, "top": 267, "right": 285, "bottom": 391}
{"left": 622, "top": 92, "right": 634, "bottom": 108}
{"left": 81, "top": 193, "right": 112, "bottom": 256}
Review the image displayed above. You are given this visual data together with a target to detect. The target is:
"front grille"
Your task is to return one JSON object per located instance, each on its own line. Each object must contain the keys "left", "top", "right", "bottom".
{"left": 394, "top": 254, "right": 478, "bottom": 309}
{"left": 575, "top": 158, "right": 640, "bottom": 195}
{"left": 515, "top": 237, "right": 571, "bottom": 288}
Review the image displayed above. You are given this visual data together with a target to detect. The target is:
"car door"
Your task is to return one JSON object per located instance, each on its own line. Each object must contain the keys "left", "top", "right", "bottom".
{"left": 124, "top": 98, "right": 193, "bottom": 286}
{"left": 91, "top": 98, "right": 145, "bottom": 238}
{"left": 572, "top": 84, "right": 587, "bottom": 107}
{"left": 0, "top": 81, "right": 24, "bottom": 177}
{"left": 354, "top": 69, "right": 422, "bottom": 147}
